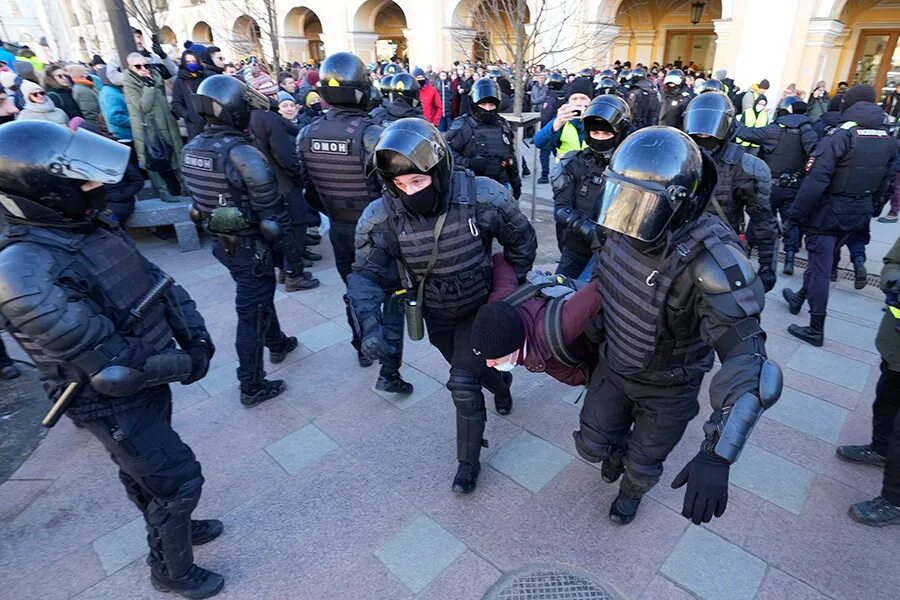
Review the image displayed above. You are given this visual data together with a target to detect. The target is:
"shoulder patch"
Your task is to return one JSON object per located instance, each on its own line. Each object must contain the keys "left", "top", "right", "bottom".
{"left": 855, "top": 128, "right": 889, "bottom": 137}
{"left": 309, "top": 139, "right": 351, "bottom": 155}
{"left": 183, "top": 153, "right": 214, "bottom": 172}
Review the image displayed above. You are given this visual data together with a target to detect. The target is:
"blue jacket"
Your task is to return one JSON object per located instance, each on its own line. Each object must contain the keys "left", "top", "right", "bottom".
{"left": 534, "top": 118, "right": 585, "bottom": 154}
{"left": 0, "top": 47, "right": 16, "bottom": 72}
{"left": 98, "top": 84, "right": 132, "bottom": 141}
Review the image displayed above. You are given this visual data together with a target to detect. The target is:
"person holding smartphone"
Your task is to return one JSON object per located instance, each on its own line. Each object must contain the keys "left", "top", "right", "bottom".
{"left": 533, "top": 77, "right": 594, "bottom": 161}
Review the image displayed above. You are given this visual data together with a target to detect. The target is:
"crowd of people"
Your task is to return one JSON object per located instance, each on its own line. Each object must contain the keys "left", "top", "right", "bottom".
{"left": 1, "top": 35, "right": 899, "bottom": 599}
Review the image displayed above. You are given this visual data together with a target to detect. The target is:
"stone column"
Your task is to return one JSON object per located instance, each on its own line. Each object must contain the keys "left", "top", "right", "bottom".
{"left": 282, "top": 36, "right": 309, "bottom": 64}
{"left": 632, "top": 30, "right": 657, "bottom": 66}
{"left": 799, "top": 19, "right": 845, "bottom": 90}
{"left": 349, "top": 32, "right": 380, "bottom": 65}
{"left": 712, "top": 19, "right": 734, "bottom": 74}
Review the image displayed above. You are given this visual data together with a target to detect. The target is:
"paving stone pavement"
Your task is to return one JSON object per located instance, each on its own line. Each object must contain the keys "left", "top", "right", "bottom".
{"left": 0, "top": 216, "right": 898, "bottom": 600}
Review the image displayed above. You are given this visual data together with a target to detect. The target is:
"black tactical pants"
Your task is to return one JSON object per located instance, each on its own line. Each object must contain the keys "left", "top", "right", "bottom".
{"left": 330, "top": 219, "right": 404, "bottom": 374}
{"left": 556, "top": 246, "right": 592, "bottom": 279}
{"left": 427, "top": 312, "right": 512, "bottom": 465}
{"left": 83, "top": 385, "right": 204, "bottom": 577}
{"left": 213, "top": 238, "right": 287, "bottom": 388}
{"left": 576, "top": 358, "right": 701, "bottom": 497}
{"left": 870, "top": 360, "right": 900, "bottom": 505}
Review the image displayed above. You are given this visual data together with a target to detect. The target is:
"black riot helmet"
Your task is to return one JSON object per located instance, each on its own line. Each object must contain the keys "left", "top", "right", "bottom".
{"left": 583, "top": 95, "right": 631, "bottom": 161}
{"left": 470, "top": 78, "right": 501, "bottom": 121}
{"left": 380, "top": 75, "right": 395, "bottom": 98}
{"left": 193, "top": 75, "right": 267, "bottom": 130}
{"left": 369, "top": 85, "right": 383, "bottom": 111}
{"left": 579, "top": 67, "right": 594, "bottom": 79}
{"left": 374, "top": 118, "right": 453, "bottom": 209}
{"left": 390, "top": 72, "right": 420, "bottom": 105}
{"left": 664, "top": 68, "right": 685, "bottom": 88}
{"left": 318, "top": 52, "right": 371, "bottom": 108}
{"left": 487, "top": 65, "right": 502, "bottom": 80}
{"left": 619, "top": 69, "right": 631, "bottom": 84}
{"left": 547, "top": 72, "right": 565, "bottom": 91}
{"left": 600, "top": 68, "right": 615, "bottom": 79}
{"left": 777, "top": 95, "right": 808, "bottom": 117}
{"left": 0, "top": 120, "right": 129, "bottom": 222}
{"left": 697, "top": 79, "right": 723, "bottom": 94}
{"left": 594, "top": 126, "right": 714, "bottom": 243}
{"left": 683, "top": 91, "right": 736, "bottom": 151}
{"left": 631, "top": 67, "right": 646, "bottom": 82}
{"left": 382, "top": 62, "right": 403, "bottom": 76}
{"left": 597, "top": 77, "right": 619, "bottom": 95}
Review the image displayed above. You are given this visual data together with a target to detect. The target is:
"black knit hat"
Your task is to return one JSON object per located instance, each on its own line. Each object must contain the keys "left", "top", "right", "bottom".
{"left": 842, "top": 84, "right": 876, "bottom": 112}
{"left": 566, "top": 77, "right": 594, "bottom": 101}
{"left": 471, "top": 302, "right": 525, "bottom": 359}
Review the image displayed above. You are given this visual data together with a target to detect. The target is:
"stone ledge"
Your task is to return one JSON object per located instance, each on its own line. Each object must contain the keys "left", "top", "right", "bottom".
{"left": 125, "top": 197, "right": 201, "bottom": 252}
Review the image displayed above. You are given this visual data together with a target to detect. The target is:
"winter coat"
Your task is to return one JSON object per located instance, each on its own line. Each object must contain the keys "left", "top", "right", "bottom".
{"left": 171, "top": 54, "right": 207, "bottom": 140}
{"left": 419, "top": 81, "right": 442, "bottom": 126}
{"left": 105, "top": 160, "right": 144, "bottom": 222}
{"left": 434, "top": 78, "right": 455, "bottom": 118}
{"left": 883, "top": 92, "right": 900, "bottom": 120}
{"left": 72, "top": 79, "right": 101, "bottom": 125}
{"left": 876, "top": 235, "right": 900, "bottom": 371}
{"left": 98, "top": 84, "right": 132, "bottom": 141}
{"left": 529, "top": 83, "right": 549, "bottom": 109}
{"left": 122, "top": 69, "right": 183, "bottom": 171}
{"left": 46, "top": 86, "right": 82, "bottom": 120}
{"left": 16, "top": 97, "right": 69, "bottom": 125}
{"left": 806, "top": 96, "right": 830, "bottom": 122}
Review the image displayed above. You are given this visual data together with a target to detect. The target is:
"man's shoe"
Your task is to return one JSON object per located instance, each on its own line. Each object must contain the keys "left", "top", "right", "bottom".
{"left": 270, "top": 336, "right": 298, "bottom": 364}
{"left": 191, "top": 519, "right": 223, "bottom": 545}
{"left": 877, "top": 213, "right": 898, "bottom": 223}
{"left": 303, "top": 249, "right": 323, "bottom": 262}
{"left": 836, "top": 444, "right": 887, "bottom": 466}
{"left": 493, "top": 371, "right": 513, "bottom": 415}
{"left": 782, "top": 250, "right": 795, "bottom": 275}
{"left": 852, "top": 257, "right": 867, "bottom": 290}
{"left": 608, "top": 493, "right": 641, "bottom": 525}
{"left": 275, "top": 268, "right": 286, "bottom": 284}
{"left": 452, "top": 461, "right": 480, "bottom": 495}
{"left": 601, "top": 454, "right": 624, "bottom": 484}
{"left": 151, "top": 564, "right": 224, "bottom": 599}
{"left": 305, "top": 234, "right": 321, "bottom": 246}
{"left": 788, "top": 312, "right": 825, "bottom": 347}
{"left": 0, "top": 364, "right": 21, "bottom": 379}
{"left": 357, "top": 350, "right": 374, "bottom": 368}
{"left": 375, "top": 371, "right": 413, "bottom": 394}
{"left": 849, "top": 496, "right": 900, "bottom": 527}
{"left": 782, "top": 287, "right": 806, "bottom": 315}
{"left": 537, "top": 175, "right": 549, "bottom": 184}
{"left": 284, "top": 273, "right": 320, "bottom": 292}
{"left": 240, "top": 379, "right": 286, "bottom": 407}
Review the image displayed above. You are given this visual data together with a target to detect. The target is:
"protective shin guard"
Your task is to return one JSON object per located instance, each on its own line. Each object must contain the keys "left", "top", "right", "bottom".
{"left": 147, "top": 478, "right": 203, "bottom": 579}
{"left": 455, "top": 407, "right": 487, "bottom": 464}
{"left": 119, "top": 471, "right": 152, "bottom": 516}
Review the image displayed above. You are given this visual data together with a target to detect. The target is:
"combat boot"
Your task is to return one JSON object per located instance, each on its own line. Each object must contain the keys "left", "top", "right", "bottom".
{"left": 151, "top": 565, "right": 225, "bottom": 599}
{"left": 303, "top": 249, "right": 323, "bottom": 262}
{"left": 609, "top": 475, "right": 646, "bottom": 525}
{"left": 240, "top": 379, "right": 286, "bottom": 407}
{"left": 782, "top": 250, "right": 795, "bottom": 275}
{"left": 190, "top": 520, "right": 223, "bottom": 545}
{"left": 269, "top": 336, "right": 298, "bottom": 364}
{"left": 853, "top": 257, "right": 867, "bottom": 290}
{"left": 782, "top": 287, "right": 806, "bottom": 315}
{"left": 788, "top": 312, "right": 825, "bottom": 347}
{"left": 284, "top": 272, "right": 320, "bottom": 292}
{"left": 375, "top": 369, "right": 413, "bottom": 394}
{"left": 849, "top": 496, "right": 900, "bottom": 527}
{"left": 452, "top": 461, "right": 480, "bottom": 495}
{"left": 601, "top": 450, "right": 625, "bottom": 484}
{"left": 836, "top": 444, "right": 887, "bottom": 467}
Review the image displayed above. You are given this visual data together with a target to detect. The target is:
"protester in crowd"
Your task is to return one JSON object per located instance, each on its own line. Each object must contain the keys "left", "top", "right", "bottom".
{"left": 807, "top": 81, "right": 830, "bottom": 122}
{"left": 0, "top": 83, "right": 19, "bottom": 124}
{"left": 44, "top": 65, "right": 83, "bottom": 120}
{"left": 15, "top": 46, "right": 44, "bottom": 73}
{"left": 0, "top": 70, "right": 23, "bottom": 110}
{"left": 533, "top": 77, "right": 594, "bottom": 160}
{"left": 434, "top": 70, "right": 455, "bottom": 131}
{"left": 67, "top": 63, "right": 101, "bottom": 126}
{"left": 883, "top": 82, "right": 900, "bottom": 122}
{"left": 413, "top": 67, "right": 442, "bottom": 127}
{"left": 132, "top": 28, "right": 177, "bottom": 80}
{"left": 171, "top": 49, "right": 208, "bottom": 140}
{"left": 276, "top": 91, "right": 300, "bottom": 125}
{"left": 200, "top": 46, "right": 226, "bottom": 77}
{"left": 15, "top": 80, "right": 69, "bottom": 125}
{"left": 98, "top": 56, "right": 133, "bottom": 143}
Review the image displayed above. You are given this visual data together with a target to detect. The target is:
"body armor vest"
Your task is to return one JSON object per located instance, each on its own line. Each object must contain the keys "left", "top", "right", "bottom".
{"left": 390, "top": 172, "right": 492, "bottom": 317}
{"left": 762, "top": 124, "right": 806, "bottom": 177}
{"left": 596, "top": 215, "right": 739, "bottom": 381}
{"left": 709, "top": 143, "right": 745, "bottom": 232}
{"left": 468, "top": 115, "right": 515, "bottom": 183}
{"left": 299, "top": 112, "right": 382, "bottom": 223}
{"left": 0, "top": 226, "right": 174, "bottom": 379}
{"left": 563, "top": 151, "right": 607, "bottom": 254}
{"left": 182, "top": 132, "right": 249, "bottom": 215}
{"left": 826, "top": 122, "right": 896, "bottom": 197}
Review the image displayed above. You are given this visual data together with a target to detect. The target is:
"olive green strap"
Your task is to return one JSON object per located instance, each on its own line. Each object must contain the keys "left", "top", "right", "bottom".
{"left": 415, "top": 211, "right": 448, "bottom": 310}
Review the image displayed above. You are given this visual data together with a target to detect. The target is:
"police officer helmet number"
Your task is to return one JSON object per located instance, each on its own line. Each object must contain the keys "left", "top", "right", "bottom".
{"left": 310, "top": 139, "right": 351, "bottom": 155}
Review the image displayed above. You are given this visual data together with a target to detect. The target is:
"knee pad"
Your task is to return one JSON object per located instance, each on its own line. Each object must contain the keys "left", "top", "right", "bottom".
{"left": 572, "top": 423, "right": 612, "bottom": 462}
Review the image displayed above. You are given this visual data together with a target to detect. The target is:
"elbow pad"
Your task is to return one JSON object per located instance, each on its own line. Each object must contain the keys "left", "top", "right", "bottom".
{"left": 90, "top": 352, "right": 194, "bottom": 397}
{"left": 259, "top": 218, "right": 282, "bottom": 242}
{"left": 712, "top": 359, "right": 783, "bottom": 462}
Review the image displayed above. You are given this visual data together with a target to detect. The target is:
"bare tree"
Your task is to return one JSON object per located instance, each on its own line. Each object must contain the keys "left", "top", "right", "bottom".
{"left": 79, "top": 1, "right": 103, "bottom": 57}
{"left": 225, "top": 0, "right": 281, "bottom": 70}
{"left": 123, "top": 0, "right": 169, "bottom": 37}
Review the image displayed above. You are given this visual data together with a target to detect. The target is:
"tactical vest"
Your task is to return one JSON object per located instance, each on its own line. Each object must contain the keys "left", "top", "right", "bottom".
{"left": 0, "top": 225, "right": 174, "bottom": 380}
{"left": 709, "top": 143, "right": 745, "bottom": 231}
{"left": 390, "top": 172, "right": 492, "bottom": 316}
{"left": 571, "top": 153, "right": 607, "bottom": 217}
{"left": 557, "top": 121, "right": 588, "bottom": 159}
{"left": 299, "top": 112, "right": 382, "bottom": 223}
{"left": 596, "top": 215, "right": 740, "bottom": 381}
{"left": 826, "top": 121, "right": 896, "bottom": 197}
{"left": 182, "top": 132, "right": 249, "bottom": 215}
{"left": 468, "top": 115, "right": 516, "bottom": 182}
{"left": 762, "top": 123, "right": 806, "bottom": 177}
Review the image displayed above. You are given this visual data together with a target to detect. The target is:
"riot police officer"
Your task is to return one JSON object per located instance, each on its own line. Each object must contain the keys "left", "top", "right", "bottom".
{"left": 683, "top": 92, "right": 779, "bottom": 292}
{"left": 574, "top": 126, "right": 782, "bottom": 525}
{"left": 379, "top": 72, "right": 425, "bottom": 124}
{"left": 783, "top": 85, "right": 900, "bottom": 346}
{"left": 596, "top": 77, "right": 620, "bottom": 97}
{"left": 370, "top": 74, "right": 393, "bottom": 123}
{"left": 347, "top": 118, "right": 537, "bottom": 494}
{"left": 733, "top": 95, "right": 819, "bottom": 275}
{"left": 445, "top": 78, "right": 522, "bottom": 200}
{"left": 553, "top": 94, "right": 631, "bottom": 277}
{"left": 182, "top": 75, "right": 305, "bottom": 406}
{"left": 0, "top": 121, "right": 223, "bottom": 598}
{"left": 537, "top": 72, "right": 568, "bottom": 184}
{"left": 296, "top": 52, "right": 411, "bottom": 393}
{"left": 659, "top": 69, "right": 692, "bottom": 129}
{"left": 624, "top": 67, "right": 660, "bottom": 130}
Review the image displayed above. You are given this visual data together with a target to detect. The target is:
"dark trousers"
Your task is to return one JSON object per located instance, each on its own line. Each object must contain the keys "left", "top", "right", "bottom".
{"left": 556, "top": 245, "right": 592, "bottom": 279}
{"left": 540, "top": 147, "right": 551, "bottom": 178}
{"left": 832, "top": 227, "right": 869, "bottom": 270}
{"left": 438, "top": 116, "right": 453, "bottom": 132}
{"left": 427, "top": 311, "right": 511, "bottom": 464}
{"left": 214, "top": 239, "right": 285, "bottom": 387}
{"left": 83, "top": 386, "right": 203, "bottom": 576}
{"left": 802, "top": 233, "right": 844, "bottom": 314}
{"left": 576, "top": 358, "right": 701, "bottom": 496}
{"left": 771, "top": 185, "right": 800, "bottom": 252}
{"left": 0, "top": 336, "right": 12, "bottom": 368}
{"left": 871, "top": 361, "right": 900, "bottom": 505}
{"left": 330, "top": 220, "right": 403, "bottom": 373}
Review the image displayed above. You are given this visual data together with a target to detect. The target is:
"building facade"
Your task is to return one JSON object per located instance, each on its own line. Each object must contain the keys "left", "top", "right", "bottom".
{"left": 41, "top": 0, "right": 899, "bottom": 100}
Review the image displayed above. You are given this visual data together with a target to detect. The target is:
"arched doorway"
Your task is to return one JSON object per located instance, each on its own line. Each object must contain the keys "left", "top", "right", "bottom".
{"left": 232, "top": 15, "right": 264, "bottom": 61}
{"left": 159, "top": 26, "right": 177, "bottom": 47}
{"left": 353, "top": 0, "right": 408, "bottom": 63}
{"left": 451, "top": 0, "right": 532, "bottom": 65}
{"left": 192, "top": 21, "right": 214, "bottom": 44}
{"left": 283, "top": 7, "right": 324, "bottom": 64}
{"left": 838, "top": 0, "right": 900, "bottom": 99}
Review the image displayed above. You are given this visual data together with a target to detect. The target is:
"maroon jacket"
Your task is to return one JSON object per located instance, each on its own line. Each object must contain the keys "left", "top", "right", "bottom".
{"left": 488, "top": 254, "right": 601, "bottom": 386}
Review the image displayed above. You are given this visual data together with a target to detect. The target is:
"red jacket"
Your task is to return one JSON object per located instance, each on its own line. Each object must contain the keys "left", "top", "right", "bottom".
{"left": 419, "top": 81, "right": 442, "bottom": 126}
{"left": 488, "top": 253, "right": 601, "bottom": 386}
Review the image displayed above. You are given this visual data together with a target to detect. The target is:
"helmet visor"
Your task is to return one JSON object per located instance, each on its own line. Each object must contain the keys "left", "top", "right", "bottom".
{"left": 375, "top": 129, "right": 446, "bottom": 175}
{"left": 51, "top": 128, "right": 129, "bottom": 184}
{"left": 594, "top": 171, "right": 684, "bottom": 242}
{"left": 683, "top": 106, "right": 733, "bottom": 140}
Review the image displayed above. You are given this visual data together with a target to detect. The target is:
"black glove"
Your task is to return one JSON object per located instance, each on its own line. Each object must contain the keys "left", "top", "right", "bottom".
{"left": 182, "top": 337, "right": 213, "bottom": 385}
{"left": 361, "top": 325, "right": 395, "bottom": 361}
{"left": 671, "top": 450, "right": 731, "bottom": 525}
{"left": 152, "top": 43, "right": 166, "bottom": 60}
{"left": 757, "top": 266, "right": 776, "bottom": 292}
{"left": 511, "top": 185, "right": 522, "bottom": 200}
{"left": 142, "top": 75, "right": 155, "bottom": 87}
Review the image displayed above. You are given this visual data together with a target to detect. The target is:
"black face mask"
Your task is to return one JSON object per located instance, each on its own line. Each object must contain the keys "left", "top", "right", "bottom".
{"left": 399, "top": 185, "right": 438, "bottom": 216}
{"left": 588, "top": 136, "right": 616, "bottom": 158}
{"left": 82, "top": 185, "right": 108, "bottom": 212}
{"left": 695, "top": 136, "right": 721, "bottom": 153}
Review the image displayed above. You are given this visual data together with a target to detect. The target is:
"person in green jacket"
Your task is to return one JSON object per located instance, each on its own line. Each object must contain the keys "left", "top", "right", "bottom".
{"left": 67, "top": 63, "right": 102, "bottom": 126}
{"left": 122, "top": 52, "right": 183, "bottom": 202}
{"left": 837, "top": 234, "right": 900, "bottom": 526}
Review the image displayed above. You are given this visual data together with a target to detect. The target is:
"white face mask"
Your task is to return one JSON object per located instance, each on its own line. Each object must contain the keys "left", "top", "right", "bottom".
{"left": 492, "top": 349, "right": 519, "bottom": 372}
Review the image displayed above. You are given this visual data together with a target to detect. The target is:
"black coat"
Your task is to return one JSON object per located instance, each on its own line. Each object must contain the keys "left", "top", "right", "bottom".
{"left": 171, "top": 65, "right": 206, "bottom": 140}
{"left": 248, "top": 109, "right": 312, "bottom": 224}
{"left": 47, "top": 87, "right": 82, "bottom": 120}
{"left": 105, "top": 161, "right": 144, "bottom": 222}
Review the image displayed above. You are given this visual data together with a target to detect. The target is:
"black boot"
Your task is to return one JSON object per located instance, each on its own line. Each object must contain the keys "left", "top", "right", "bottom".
{"left": 601, "top": 449, "right": 625, "bottom": 484}
{"left": 190, "top": 519, "right": 223, "bottom": 545}
{"left": 836, "top": 444, "right": 887, "bottom": 467}
{"left": 782, "top": 250, "right": 795, "bottom": 275}
{"left": 240, "top": 379, "right": 286, "bottom": 407}
{"left": 788, "top": 312, "right": 825, "bottom": 347}
{"left": 151, "top": 564, "right": 225, "bottom": 599}
{"left": 357, "top": 349, "right": 374, "bottom": 368}
{"left": 853, "top": 257, "right": 867, "bottom": 290}
{"left": 608, "top": 474, "right": 646, "bottom": 525}
{"left": 375, "top": 369, "right": 413, "bottom": 394}
{"left": 303, "top": 249, "right": 323, "bottom": 262}
{"left": 849, "top": 496, "right": 900, "bottom": 527}
{"left": 782, "top": 287, "right": 806, "bottom": 315}
{"left": 521, "top": 156, "right": 531, "bottom": 177}
{"left": 537, "top": 175, "right": 549, "bottom": 184}
{"left": 493, "top": 371, "right": 513, "bottom": 416}
{"left": 452, "top": 461, "right": 480, "bottom": 495}
{"left": 269, "top": 336, "right": 298, "bottom": 364}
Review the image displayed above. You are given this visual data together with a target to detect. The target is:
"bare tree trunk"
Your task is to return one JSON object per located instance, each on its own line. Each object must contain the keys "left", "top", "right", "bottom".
{"left": 512, "top": 0, "right": 527, "bottom": 116}
{"left": 265, "top": 0, "right": 280, "bottom": 69}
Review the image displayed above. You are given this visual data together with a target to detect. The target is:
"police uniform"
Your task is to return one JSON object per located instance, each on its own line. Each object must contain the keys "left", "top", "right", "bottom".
{"left": 784, "top": 88, "right": 900, "bottom": 345}
{"left": 0, "top": 121, "right": 223, "bottom": 598}
{"left": 348, "top": 118, "right": 537, "bottom": 494}
{"left": 659, "top": 87, "right": 692, "bottom": 129}
{"left": 624, "top": 69, "right": 660, "bottom": 130}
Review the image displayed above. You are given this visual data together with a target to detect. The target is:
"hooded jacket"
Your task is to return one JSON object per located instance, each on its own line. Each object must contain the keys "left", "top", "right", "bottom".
{"left": 418, "top": 79, "right": 442, "bottom": 126}
{"left": 171, "top": 50, "right": 207, "bottom": 139}
{"left": 122, "top": 68, "right": 183, "bottom": 170}
{"left": 71, "top": 77, "right": 101, "bottom": 125}
{"left": 15, "top": 94, "right": 69, "bottom": 125}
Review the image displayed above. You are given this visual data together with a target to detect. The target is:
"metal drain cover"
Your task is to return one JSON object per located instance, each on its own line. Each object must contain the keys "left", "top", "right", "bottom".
{"left": 484, "top": 564, "right": 618, "bottom": 600}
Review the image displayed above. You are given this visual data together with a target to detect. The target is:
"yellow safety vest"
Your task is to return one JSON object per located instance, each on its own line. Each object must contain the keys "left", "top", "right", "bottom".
{"left": 737, "top": 106, "right": 769, "bottom": 148}
{"left": 557, "top": 121, "right": 588, "bottom": 160}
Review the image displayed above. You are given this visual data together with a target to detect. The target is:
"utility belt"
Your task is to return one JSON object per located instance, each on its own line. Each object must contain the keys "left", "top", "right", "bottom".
{"left": 216, "top": 234, "right": 273, "bottom": 274}
{"left": 775, "top": 171, "right": 803, "bottom": 189}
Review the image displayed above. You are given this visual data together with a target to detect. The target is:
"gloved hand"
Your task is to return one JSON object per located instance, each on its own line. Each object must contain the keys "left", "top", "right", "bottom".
{"left": 361, "top": 325, "right": 395, "bottom": 361}
{"left": 574, "top": 218, "right": 599, "bottom": 245}
{"left": 757, "top": 266, "right": 776, "bottom": 292}
{"left": 511, "top": 185, "right": 522, "bottom": 200}
{"left": 152, "top": 42, "right": 166, "bottom": 60}
{"left": 182, "top": 338, "right": 213, "bottom": 385}
{"left": 671, "top": 450, "right": 731, "bottom": 524}
{"left": 142, "top": 76, "right": 156, "bottom": 87}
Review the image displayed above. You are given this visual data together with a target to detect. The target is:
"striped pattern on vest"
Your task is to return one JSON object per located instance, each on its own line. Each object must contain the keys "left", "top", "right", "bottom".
{"left": 182, "top": 133, "right": 248, "bottom": 214}
{"left": 301, "top": 114, "right": 380, "bottom": 223}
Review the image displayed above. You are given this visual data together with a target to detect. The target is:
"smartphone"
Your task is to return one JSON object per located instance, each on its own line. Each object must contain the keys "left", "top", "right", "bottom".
{"left": 151, "top": 33, "right": 160, "bottom": 46}
{"left": 571, "top": 109, "right": 582, "bottom": 119}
